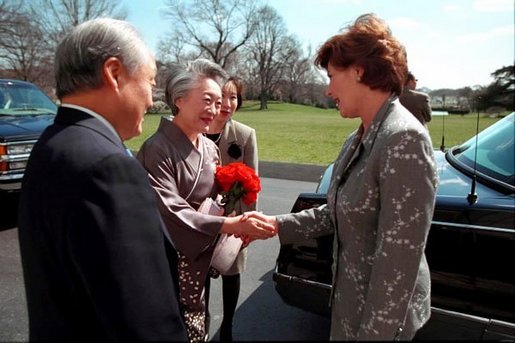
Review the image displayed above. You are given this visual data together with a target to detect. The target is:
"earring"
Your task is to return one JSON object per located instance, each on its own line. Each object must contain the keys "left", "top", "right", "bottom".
{"left": 356, "top": 76, "right": 361, "bottom": 82}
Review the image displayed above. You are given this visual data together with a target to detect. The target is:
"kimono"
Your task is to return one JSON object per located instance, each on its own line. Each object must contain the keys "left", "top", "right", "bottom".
{"left": 137, "top": 116, "right": 224, "bottom": 343}
{"left": 277, "top": 96, "right": 438, "bottom": 340}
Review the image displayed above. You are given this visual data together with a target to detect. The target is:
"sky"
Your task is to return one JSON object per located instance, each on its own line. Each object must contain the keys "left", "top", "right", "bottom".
{"left": 122, "top": 0, "right": 514, "bottom": 90}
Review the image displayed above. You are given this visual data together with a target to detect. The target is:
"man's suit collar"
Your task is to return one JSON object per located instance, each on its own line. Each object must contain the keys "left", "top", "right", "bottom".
{"left": 54, "top": 106, "right": 124, "bottom": 150}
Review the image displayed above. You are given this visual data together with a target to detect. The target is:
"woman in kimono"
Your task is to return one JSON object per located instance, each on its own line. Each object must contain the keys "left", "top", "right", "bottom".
{"left": 245, "top": 14, "right": 438, "bottom": 340}
{"left": 136, "top": 59, "right": 275, "bottom": 343}
{"left": 204, "top": 77, "right": 258, "bottom": 341}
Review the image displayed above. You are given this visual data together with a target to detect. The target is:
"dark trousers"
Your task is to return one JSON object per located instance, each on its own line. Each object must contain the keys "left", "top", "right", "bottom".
{"left": 205, "top": 273, "right": 240, "bottom": 341}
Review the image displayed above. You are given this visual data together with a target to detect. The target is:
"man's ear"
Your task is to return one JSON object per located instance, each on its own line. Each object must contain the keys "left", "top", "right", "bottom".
{"left": 103, "top": 57, "right": 123, "bottom": 91}
{"left": 174, "top": 97, "right": 183, "bottom": 112}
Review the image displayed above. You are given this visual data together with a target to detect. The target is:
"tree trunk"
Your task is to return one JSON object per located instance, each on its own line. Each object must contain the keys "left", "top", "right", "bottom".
{"left": 259, "top": 94, "right": 268, "bottom": 110}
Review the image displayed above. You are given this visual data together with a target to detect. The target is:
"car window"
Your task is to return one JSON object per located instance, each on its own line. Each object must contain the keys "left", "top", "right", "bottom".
{"left": 316, "top": 163, "right": 333, "bottom": 194}
{"left": 452, "top": 112, "right": 514, "bottom": 186}
{"left": 0, "top": 82, "right": 57, "bottom": 115}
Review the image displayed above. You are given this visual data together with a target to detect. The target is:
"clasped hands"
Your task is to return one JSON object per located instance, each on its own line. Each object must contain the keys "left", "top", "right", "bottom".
{"left": 221, "top": 211, "right": 278, "bottom": 247}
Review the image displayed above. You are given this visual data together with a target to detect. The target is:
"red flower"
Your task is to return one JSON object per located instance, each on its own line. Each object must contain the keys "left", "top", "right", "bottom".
{"left": 215, "top": 162, "right": 261, "bottom": 214}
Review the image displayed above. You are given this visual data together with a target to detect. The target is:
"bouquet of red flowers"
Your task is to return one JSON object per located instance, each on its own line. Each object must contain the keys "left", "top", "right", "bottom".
{"left": 203, "top": 162, "right": 260, "bottom": 274}
{"left": 215, "top": 162, "right": 261, "bottom": 215}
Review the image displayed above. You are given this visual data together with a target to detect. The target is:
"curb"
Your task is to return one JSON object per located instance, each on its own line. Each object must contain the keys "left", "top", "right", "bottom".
{"left": 131, "top": 150, "right": 325, "bottom": 183}
{"left": 259, "top": 161, "right": 326, "bottom": 183}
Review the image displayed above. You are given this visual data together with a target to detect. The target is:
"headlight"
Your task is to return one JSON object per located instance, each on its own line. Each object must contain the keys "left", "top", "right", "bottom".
{"left": 7, "top": 143, "right": 34, "bottom": 155}
{"left": 0, "top": 140, "right": 35, "bottom": 173}
{"left": 9, "top": 161, "right": 27, "bottom": 170}
{"left": 0, "top": 160, "right": 27, "bottom": 172}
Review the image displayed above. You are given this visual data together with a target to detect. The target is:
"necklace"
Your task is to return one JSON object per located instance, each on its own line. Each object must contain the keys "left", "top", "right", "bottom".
{"left": 205, "top": 123, "right": 226, "bottom": 145}
{"left": 213, "top": 132, "right": 222, "bottom": 144}
{"left": 205, "top": 132, "right": 222, "bottom": 145}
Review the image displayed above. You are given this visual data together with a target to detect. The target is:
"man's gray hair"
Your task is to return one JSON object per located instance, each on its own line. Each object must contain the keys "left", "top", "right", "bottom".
{"left": 165, "top": 58, "right": 228, "bottom": 115}
{"left": 54, "top": 18, "right": 153, "bottom": 99}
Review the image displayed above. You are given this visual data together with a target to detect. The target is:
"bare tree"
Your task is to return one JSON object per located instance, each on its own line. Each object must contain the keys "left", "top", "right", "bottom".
{"left": 244, "top": 5, "right": 291, "bottom": 110}
{"left": 157, "top": 31, "right": 188, "bottom": 64}
{"left": 0, "top": 1, "right": 52, "bottom": 90}
{"left": 162, "top": 0, "right": 260, "bottom": 69}
{"left": 0, "top": 0, "right": 24, "bottom": 54}
{"left": 0, "top": 15, "right": 49, "bottom": 83}
{"left": 28, "top": 0, "right": 127, "bottom": 46}
{"left": 280, "top": 37, "right": 313, "bottom": 104}
{"left": 0, "top": 0, "right": 16, "bottom": 36}
{"left": 157, "top": 30, "right": 204, "bottom": 65}
{"left": 0, "top": 0, "right": 127, "bottom": 93}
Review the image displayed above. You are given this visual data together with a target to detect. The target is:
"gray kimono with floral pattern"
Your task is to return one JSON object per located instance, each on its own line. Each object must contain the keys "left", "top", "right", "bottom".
{"left": 137, "top": 117, "right": 224, "bottom": 342}
{"left": 277, "top": 97, "right": 438, "bottom": 341}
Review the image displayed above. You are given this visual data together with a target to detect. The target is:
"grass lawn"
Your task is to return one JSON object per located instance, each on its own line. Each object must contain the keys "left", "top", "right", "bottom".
{"left": 126, "top": 101, "right": 505, "bottom": 166}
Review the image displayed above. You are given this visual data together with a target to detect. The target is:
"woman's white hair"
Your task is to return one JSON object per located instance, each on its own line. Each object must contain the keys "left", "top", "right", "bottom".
{"left": 165, "top": 58, "right": 228, "bottom": 115}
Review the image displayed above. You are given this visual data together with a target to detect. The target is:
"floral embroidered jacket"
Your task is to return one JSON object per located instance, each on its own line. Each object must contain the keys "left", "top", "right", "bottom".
{"left": 277, "top": 97, "right": 438, "bottom": 341}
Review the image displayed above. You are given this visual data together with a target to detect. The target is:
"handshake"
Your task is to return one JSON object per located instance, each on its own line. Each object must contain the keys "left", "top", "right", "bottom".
{"left": 220, "top": 211, "right": 278, "bottom": 247}
{"left": 198, "top": 197, "right": 277, "bottom": 246}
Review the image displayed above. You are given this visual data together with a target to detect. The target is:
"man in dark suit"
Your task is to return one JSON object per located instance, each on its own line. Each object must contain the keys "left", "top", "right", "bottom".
{"left": 17, "top": 18, "right": 187, "bottom": 341}
{"left": 399, "top": 71, "right": 432, "bottom": 127}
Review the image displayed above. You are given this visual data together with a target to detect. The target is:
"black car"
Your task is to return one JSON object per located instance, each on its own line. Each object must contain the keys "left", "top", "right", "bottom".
{"left": 0, "top": 79, "right": 57, "bottom": 192}
{"left": 274, "top": 112, "right": 515, "bottom": 340}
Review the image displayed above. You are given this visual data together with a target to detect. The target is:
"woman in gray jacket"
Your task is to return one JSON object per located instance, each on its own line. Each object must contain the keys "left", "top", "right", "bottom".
{"left": 246, "top": 14, "right": 438, "bottom": 340}
{"left": 204, "top": 77, "right": 258, "bottom": 341}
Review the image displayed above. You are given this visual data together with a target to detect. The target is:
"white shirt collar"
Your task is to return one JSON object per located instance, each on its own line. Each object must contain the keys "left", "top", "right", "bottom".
{"left": 60, "top": 103, "right": 120, "bottom": 140}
